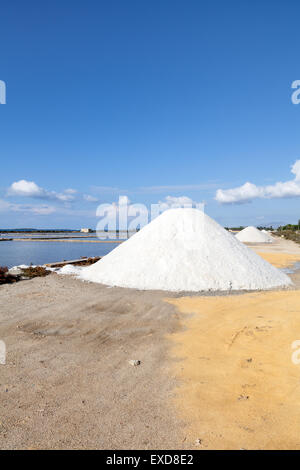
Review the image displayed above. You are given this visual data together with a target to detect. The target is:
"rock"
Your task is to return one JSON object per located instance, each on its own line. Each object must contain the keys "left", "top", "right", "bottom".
{"left": 195, "top": 438, "right": 202, "bottom": 446}
{"left": 8, "top": 267, "right": 23, "bottom": 276}
{"left": 238, "top": 394, "right": 249, "bottom": 401}
{"left": 129, "top": 360, "right": 141, "bottom": 366}
{"left": 0, "top": 266, "right": 19, "bottom": 284}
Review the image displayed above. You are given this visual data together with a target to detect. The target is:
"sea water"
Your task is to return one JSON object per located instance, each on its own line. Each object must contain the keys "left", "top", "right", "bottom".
{"left": 0, "top": 240, "right": 120, "bottom": 268}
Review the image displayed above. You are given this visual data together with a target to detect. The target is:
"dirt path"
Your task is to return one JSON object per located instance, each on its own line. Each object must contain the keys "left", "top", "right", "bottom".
{"left": 0, "top": 275, "right": 185, "bottom": 450}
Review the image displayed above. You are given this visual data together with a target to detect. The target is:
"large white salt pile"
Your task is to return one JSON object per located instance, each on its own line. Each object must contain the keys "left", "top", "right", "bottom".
{"left": 236, "top": 226, "right": 273, "bottom": 243}
{"left": 79, "top": 209, "right": 290, "bottom": 292}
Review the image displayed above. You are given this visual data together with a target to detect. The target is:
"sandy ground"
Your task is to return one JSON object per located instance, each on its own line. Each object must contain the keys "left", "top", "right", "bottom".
{"left": 247, "top": 237, "right": 300, "bottom": 261}
{"left": 0, "top": 276, "right": 185, "bottom": 450}
{"left": 166, "top": 238, "right": 300, "bottom": 450}
{"left": 167, "top": 285, "right": 300, "bottom": 449}
{"left": 244, "top": 236, "right": 300, "bottom": 268}
{"left": 248, "top": 237, "right": 300, "bottom": 255}
{"left": 1, "top": 236, "right": 300, "bottom": 450}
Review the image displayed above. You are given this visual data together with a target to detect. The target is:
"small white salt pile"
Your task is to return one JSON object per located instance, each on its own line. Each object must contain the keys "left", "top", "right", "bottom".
{"left": 78, "top": 209, "right": 290, "bottom": 292}
{"left": 236, "top": 226, "right": 273, "bottom": 243}
{"left": 262, "top": 229, "right": 274, "bottom": 242}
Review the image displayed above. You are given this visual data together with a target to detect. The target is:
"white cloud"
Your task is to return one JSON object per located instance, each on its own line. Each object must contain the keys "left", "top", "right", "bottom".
{"left": 7, "top": 180, "right": 77, "bottom": 202}
{"left": 291, "top": 160, "right": 300, "bottom": 180}
{"left": 8, "top": 180, "right": 44, "bottom": 198}
{"left": 215, "top": 160, "right": 300, "bottom": 204}
{"left": 0, "top": 198, "right": 56, "bottom": 215}
{"left": 83, "top": 194, "right": 99, "bottom": 202}
{"left": 29, "top": 206, "right": 56, "bottom": 215}
{"left": 157, "top": 195, "right": 205, "bottom": 211}
{"left": 215, "top": 182, "right": 264, "bottom": 204}
{"left": 55, "top": 193, "right": 75, "bottom": 202}
{"left": 64, "top": 188, "right": 77, "bottom": 196}
{"left": 164, "top": 196, "right": 195, "bottom": 206}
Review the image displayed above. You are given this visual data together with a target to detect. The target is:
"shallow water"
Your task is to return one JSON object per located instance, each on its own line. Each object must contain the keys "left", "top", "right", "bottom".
{"left": 0, "top": 230, "right": 133, "bottom": 239}
{"left": 0, "top": 241, "right": 120, "bottom": 267}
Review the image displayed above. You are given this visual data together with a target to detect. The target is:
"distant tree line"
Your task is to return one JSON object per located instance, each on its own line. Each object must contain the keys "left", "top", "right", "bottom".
{"left": 224, "top": 226, "right": 274, "bottom": 231}
{"left": 277, "top": 221, "right": 300, "bottom": 231}
{"left": 224, "top": 226, "right": 245, "bottom": 231}
{"left": 257, "top": 226, "right": 274, "bottom": 231}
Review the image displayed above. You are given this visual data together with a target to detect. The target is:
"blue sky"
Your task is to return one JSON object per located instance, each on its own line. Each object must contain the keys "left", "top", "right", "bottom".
{"left": 1, "top": 0, "right": 300, "bottom": 228}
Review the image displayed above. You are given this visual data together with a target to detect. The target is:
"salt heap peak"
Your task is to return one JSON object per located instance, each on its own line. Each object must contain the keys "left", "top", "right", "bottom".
{"left": 236, "top": 226, "right": 273, "bottom": 243}
{"left": 79, "top": 209, "right": 290, "bottom": 292}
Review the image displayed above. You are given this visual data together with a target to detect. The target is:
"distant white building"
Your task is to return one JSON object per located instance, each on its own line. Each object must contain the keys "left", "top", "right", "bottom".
{"left": 80, "top": 228, "right": 92, "bottom": 233}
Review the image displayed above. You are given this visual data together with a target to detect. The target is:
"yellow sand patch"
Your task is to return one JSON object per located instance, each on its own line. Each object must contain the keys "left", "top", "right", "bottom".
{"left": 167, "top": 291, "right": 300, "bottom": 449}
{"left": 257, "top": 252, "right": 300, "bottom": 268}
